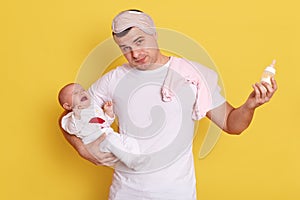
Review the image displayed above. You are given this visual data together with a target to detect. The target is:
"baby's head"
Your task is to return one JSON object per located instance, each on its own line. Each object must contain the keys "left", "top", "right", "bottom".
{"left": 58, "top": 83, "right": 91, "bottom": 111}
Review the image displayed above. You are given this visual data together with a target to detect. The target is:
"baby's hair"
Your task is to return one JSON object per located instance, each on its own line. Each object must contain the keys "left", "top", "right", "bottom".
{"left": 58, "top": 83, "right": 76, "bottom": 108}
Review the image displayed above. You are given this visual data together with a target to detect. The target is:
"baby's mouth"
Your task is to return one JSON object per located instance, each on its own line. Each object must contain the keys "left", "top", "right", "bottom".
{"left": 81, "top": 96, "right": 88, "bottom": 102}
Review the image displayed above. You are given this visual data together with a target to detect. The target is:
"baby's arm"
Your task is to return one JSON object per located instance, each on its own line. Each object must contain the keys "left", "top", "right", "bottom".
{"left": 64, "top": 114, "right": 81, "bottom": 134}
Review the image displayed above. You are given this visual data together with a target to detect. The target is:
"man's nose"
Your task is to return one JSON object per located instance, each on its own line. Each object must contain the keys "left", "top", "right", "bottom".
{"left": 131, "top": 48, "right": 141, "bottom": 58}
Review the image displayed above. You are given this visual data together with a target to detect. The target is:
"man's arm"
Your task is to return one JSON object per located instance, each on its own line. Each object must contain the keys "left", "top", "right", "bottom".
{"left": 207, "top": 77, "right": 277, "bottom": 134}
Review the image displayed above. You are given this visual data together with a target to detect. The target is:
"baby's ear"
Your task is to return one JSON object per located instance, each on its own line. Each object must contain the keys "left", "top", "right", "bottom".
{"left": 63, "top": 103, "right": 72, "bottom": 111}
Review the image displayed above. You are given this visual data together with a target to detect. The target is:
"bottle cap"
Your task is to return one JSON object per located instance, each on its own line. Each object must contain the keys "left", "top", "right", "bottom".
{"left": 265, "top": 66, "right": 276, "bottom": 74}
{"left": 265, "top": 60, "right": 276, "bottom": 74}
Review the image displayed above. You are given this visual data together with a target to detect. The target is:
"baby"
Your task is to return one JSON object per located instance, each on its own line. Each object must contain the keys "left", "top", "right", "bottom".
{"left": 58, "top": 83, "right": 146, "bottom": 170}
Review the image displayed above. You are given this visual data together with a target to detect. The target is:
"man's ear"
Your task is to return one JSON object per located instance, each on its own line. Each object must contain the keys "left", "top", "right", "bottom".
{"left": 63, "top": 103, "right": 72, "bottom": 111}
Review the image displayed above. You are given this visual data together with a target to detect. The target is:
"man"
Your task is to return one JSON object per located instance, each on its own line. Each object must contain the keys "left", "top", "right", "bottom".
{"left": 61, "top": 9, "right": 277, "bottom": 199}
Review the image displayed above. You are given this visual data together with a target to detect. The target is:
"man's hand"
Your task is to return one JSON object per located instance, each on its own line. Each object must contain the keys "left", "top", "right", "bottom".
{"left": 84, "top": 134, "right": 118, "bottom": 166}
{"left": 246, "top": 77, "right": 278, "bottom": 110}
{"left": 207, "top": 77, "right": 278, "bottom": 134}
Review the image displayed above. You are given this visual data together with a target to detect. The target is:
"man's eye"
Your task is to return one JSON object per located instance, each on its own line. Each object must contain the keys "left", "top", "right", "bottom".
{"left": 136, "top": 39, "right": 143, "bottom": 46}
{"left": 122, "top": 46, "right": 131, "bottom": 52}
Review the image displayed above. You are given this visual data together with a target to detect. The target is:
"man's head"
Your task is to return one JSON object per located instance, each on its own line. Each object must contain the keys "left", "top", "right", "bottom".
{"left": 58, "top": 83, "right": 91, "bottom": 111}
{"left": 112, "top": 10, "right": 167, "bottom": 70}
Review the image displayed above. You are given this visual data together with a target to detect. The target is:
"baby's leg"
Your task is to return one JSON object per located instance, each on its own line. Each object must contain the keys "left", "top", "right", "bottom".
{"left": 99, "top": 132, "right": 149, "bottom": 171}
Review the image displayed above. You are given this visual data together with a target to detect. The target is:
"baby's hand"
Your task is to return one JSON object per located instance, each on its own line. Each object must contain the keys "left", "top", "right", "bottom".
{"left": 73, "top": 105, "right": 81, "bottom": 119}
{"left": 103, "top": 101, "right": 113, "bottom": 110}
{"left": 103, "top": 101, "right": 114, "bottom": 118}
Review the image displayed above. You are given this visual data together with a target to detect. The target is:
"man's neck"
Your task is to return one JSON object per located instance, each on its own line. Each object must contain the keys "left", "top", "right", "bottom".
{"left": 147, "top": 54, "right": 170, "bottom": 70}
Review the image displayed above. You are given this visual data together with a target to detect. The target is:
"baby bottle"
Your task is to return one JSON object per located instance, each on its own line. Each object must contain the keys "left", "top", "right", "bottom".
{"left": 261, "top": 60, "right": 276, "bottom": 85}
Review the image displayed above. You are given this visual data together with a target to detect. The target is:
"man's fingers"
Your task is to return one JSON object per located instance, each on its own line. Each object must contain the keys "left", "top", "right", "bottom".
{"left": 253, "top": 83, "right": 268, "bottom": 104}
{"left": 270, "top": 77, "right": 278, "bottom": 92}
{"left": 95, "top": 152, "right": 118, "bottom": 166}
{"left": 252, "top": 84, "right": 261, "bottom": 102}
{"left": 95, "top": 152, "right": 115, "bottom": 159}
{"left": 261, "top": 82, "right": 274, "bottom": 100}
{"left": 103, "top": 161, "right": 118, "bottom": 167}
{"left": 98, "top": 133, "right": 107, "bottom": 141}
{"left": 90, "top": 133, "right": 106, "bottom": 147}
{"left": 100, "top": 156, "right": 119, "bottom": 165}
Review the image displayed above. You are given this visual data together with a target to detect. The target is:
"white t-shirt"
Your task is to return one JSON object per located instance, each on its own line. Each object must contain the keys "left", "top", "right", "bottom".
{"left": 88, "top": 57, "right": 225, "bottom": 200}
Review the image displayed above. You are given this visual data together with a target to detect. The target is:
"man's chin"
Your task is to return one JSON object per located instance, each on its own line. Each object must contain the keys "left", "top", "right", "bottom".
{"left": 135, "top": 63, "right": 160, "bottom": 71}
{"left": 133, "top": 64, "right": 150, "bottom": 70}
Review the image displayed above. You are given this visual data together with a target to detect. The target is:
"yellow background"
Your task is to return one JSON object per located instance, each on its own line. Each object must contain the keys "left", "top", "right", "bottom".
{"left": 1, "top": 0, "right": 299, "bottom": 199}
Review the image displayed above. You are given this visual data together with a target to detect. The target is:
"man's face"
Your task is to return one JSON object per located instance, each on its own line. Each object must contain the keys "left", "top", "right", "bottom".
{"left": 113, "top": 27, "right": 161, "bottom": 70}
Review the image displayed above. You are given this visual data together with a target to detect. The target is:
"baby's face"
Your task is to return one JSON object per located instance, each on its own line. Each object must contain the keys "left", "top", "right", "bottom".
{"left": 69, "top": 84, "right": 91, "bottom": 109}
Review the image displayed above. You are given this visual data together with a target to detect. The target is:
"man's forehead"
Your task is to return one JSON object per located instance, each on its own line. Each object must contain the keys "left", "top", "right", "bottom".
{"left": 114, "top": 27, "right": 146, "bottom": 45}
